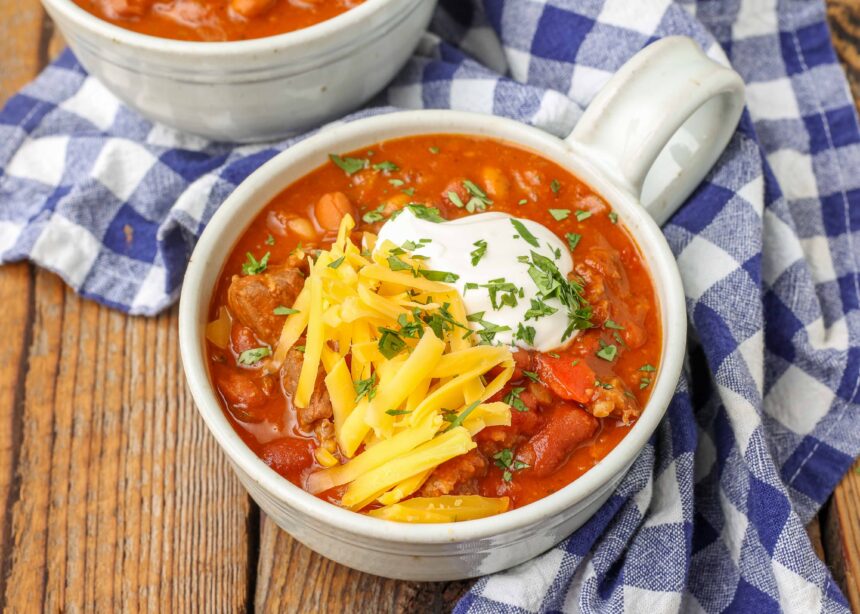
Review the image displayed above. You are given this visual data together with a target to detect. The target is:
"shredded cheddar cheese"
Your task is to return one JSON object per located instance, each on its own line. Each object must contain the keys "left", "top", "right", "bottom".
{"left": 267, "top": 214, "right": 514, "bottom": 522}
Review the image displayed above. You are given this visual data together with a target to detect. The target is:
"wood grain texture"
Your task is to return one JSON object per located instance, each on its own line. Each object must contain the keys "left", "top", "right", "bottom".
{"left": 827, "top": 0, "right": 860, "bottom": 116}
{"left": 824, "top": 459, "right": 860, "bottom": 612}
{"left": 254, "top": 513, "right": 471, "bottom": 613}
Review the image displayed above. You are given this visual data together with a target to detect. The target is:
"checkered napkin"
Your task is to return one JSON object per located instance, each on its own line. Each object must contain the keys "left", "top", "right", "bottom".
{"left": 2, "top": 0, "right": 858, "bottom": 611}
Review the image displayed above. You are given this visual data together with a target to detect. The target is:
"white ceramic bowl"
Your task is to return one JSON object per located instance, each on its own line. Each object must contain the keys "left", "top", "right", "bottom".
{"left": 179, "top": 37, "right": 744, "bottom": 580}
{"left": 41, "top": 0, "right": 436, "bottom": 142}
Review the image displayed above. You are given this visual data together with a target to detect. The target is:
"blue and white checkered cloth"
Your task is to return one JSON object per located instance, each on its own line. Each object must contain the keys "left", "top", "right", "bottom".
{"left": 2, "top": 0, "right": 858, "bottom": 611}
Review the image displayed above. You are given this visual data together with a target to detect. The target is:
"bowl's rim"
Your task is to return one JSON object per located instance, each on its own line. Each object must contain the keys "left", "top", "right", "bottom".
{"left": 42, "top": 0, "right": 404, "bottom": 56}
{"left": 178, "top": 109, "right": 687, "bottom": 544}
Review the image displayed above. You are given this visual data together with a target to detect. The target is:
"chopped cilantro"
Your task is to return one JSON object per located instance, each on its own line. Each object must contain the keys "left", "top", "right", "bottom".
{"left": 273, "top": 306, "right": 299, "bottom": 316}
{"left": 639, "top": 364, "right": 656, "bottom": 372}
{"left": 605, "top": 319, "right": 624, "bottom": 330}
{"left": 387, "top": 255, "right": 412, "bottom": 272}
{"left": 565, "top": 232, "right": 581, "bottom": 251}
{"left": 372, "top": 161, "right": 399, "bottom": 172}
{"left": 294, "top": 345, "right": 306, "bottom": 353}
{"left": 549, "top": 208, "right": 570, "bottom": 221}
{"left": 523, "top": 370, "right": 540, "bottom": 383}
{"left": 515, "top": 323, "right": 536, "bottom": 346}
{"left": 524, "top": 297, "right": 558, "bottom": 320}
{"left": 524, "top": 250, "right": 593, "bottom": 337}
{"left": 265, "top": 233, "right": 275, "bottom": 246}
{"left": 394, "top": 204, "right": 444, "bottom": 223}
{"left": 419, "top": 269, "right": 459, "bottom": 283}
{"left": 575, "top": 210, "right": 593, "bottom": 222}
{"left": 362, "top": 205, "right": 386, "bottom": 223}
{"left": 493, "top": 448, "right": 529, "bottom": 481}
{"left": 237, "top": 347, "right": 270, "bottom": 365}
{"left": 389, "top": 178, "right": 405, "bottom": 187}
{"left": 354, "top": 373, "right": 378, "bottom": 402}
{"left": 550, "top": 179, "right": 561, "bottom": 194}
{"left": 518, "top": 199, "right": 528, "bottom": 205}
{"left": 447, "top": 191, "right": 465, "bottom": 208}
{"left": 386, "top": 409, "right": 412, "bottom": 416}
{"left": 328, "top": 256, "right": 345, "bottom": 269}
{"left": 640, "top": 377, "right": 652, "bottom": 389}
{"left": 402, "top": 187, "right": 415, "bottom": 196}
{"left": 378, "top": 327, "right": 408, "bottom": 359}
{"left": 443, "top": 399, "right": 482, "bottom": 432}
{"left": 510, "top": 218, "right": 540, "bottom": 247}
{"left": 470, "top": 239, "right": 488, "bottom": 266}
{"left": 466, "top": 312, "right": 511, "bottom": 344}
{"left": 503, "top": 387, "right": 528, "bottom": 412}
{"left": 242, "top": 251, "right": 270, "bottom": 275}
{"left": 596, "top": 340, "right": 618, "bottom": 361}
{"left": 329, "top": 153, "right": 366, "bottom": 175}
{"left": 462, "top": 180, "right": 493, "bottom": 212}
{"left": 609, "top": 211, "right": 618, "bottom": 224}
{"left": 429, "top": 146, "right": 440, "bottom": 154}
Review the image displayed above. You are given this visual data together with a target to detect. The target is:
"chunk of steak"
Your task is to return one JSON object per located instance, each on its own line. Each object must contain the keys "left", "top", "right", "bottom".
{"left": 227, "top": 266, "right": 304, "bottom": 346}
{"left": 420, "top": 449, "right": 488, "bottom": 497}
{"left": 282, "top": 349, "right": 333, "bottom": 428}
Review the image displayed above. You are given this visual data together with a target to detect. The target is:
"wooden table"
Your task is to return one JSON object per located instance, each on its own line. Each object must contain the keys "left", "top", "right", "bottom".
{"left": 1, "top": 1, "right": 857, "bottom": 611}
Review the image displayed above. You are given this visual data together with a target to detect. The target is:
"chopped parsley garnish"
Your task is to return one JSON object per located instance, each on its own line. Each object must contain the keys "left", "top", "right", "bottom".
{"left": 362, "top": 205, "right": 385, "bottom": 223}
{"left": 524, "top": 250, "right": 593, "bottom": 338}
{"left": 515, "top": 323, "right": 536, "bottom": 346}
{"left": 503, "top": 387, "right": 528, "bottom": 412}
{"left": 273, "top": 306, "right": 299, "bottom": 316}
{"left": 329, "top": 153, "right": 367, "bottom": 175}
{"left": 237, "top": 346, "right": 270, "bottom": 365}
{"left": 548, "top": 352, "right": 560, "bottom": 358}
{"left": 378, "top": 327, "right": 408, "bottom": 359}
{"left": 443, "top": 399, "right": 482, "bottom": 432}
{"left": 575, "top": 210, "right": 593, "bottom": 222}
{"left": 478, "top": 278, "right": 521, "bottom": 310}
{"left": 524, "top": 297, "right": 558, "bottom": 320}
{"left": 518, "top": 199, "right": 528, "bottom": 205}
{"left": 550, "top": 179, "right": 561, "bottom": 194}
{"left": 420, "top": 302, "right": 469, "bottom": 340}
{"left": 596, "top": 340, "right": 618, "bottom": 361}
{"left": 294, "top": 345, "right": 306, "bottom": 353}
{"left": 392, "top": 204, "right": 444, "bottom": 223}
{"left": 462, "top": 180, "right": 493, "bottom": 212}
{"left": 354, "top": 373, "right": 378, "bottom": 402}
{"left": 242, "top": 251, "right": 270, "bottom": 275}
{"left": 265, "top": 233, "right": 275, "bottom": 245}
{"left": 609, "top": 211, "right": 618, "bottom": 224}
{"left": 466, "top": 312, "right": 512, "bottom": 344}
{"left": 448, "top": 191, "right": 466, "bottom": 208}
{"left": 470, "top": 239, "right": 488, "bottom": 266}
{"left": 385, "top": 409, "right": 412, "bottom": 416}
{"left": 605, "top": 319, "right": 624, "bottom": 330}
{"left": 640, "top": 377, "right": 652, "bottom": 389}
{"left": 387, "top": 255, "right": 412, "bottom": 271}
{"left": 565, "top": 232, "right": 581, "bottom": 251}
{"left": 549, "top": 209, "right": 570, "bottom": 221}
{"left": 389, "top": 178, "right": 405, "bottom": 187}
{"left": 328, "top": 256, "right": 345, "bottom": 269}
{"left": 639, "top": 364, "right": 656, "bottom": 372}
{"left": 418, "top": 269, "right": 459, "bottom": 283}
{"left": 372, "top": 161, "right": 399, "bottom": 172}
{"left": 429, "top": 146, "right": 440, "bottom": 154}
{"left": 523, "top": 370, "right": 540, "bottom": 383}
{"left": 493, "top": 448, "right": 529, "bottom": 482}
{"left": 510, "top": 218, "right": 540, "bottom": 247}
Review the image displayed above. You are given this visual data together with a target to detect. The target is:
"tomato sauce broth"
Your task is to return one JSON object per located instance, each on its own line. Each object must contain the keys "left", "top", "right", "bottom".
{"left": 73, "top": 0, "right": 363, "bottom": 42}
{"left": 207, "top": 134, "right": 662, "bottom": 511}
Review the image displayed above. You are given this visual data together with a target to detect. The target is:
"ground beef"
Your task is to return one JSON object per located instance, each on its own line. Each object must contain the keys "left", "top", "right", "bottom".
{"left": 420, "top": 449, "right": 489, "bottom": 497}
{"left": 282, "top": 348, "right": 333, "bottom": 429}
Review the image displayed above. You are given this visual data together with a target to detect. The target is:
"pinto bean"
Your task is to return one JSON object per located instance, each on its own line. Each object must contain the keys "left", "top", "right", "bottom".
{"left": 314, "top": 192, "right": 355, "bottom": 231}
{"left": 260, "top": 438, "right": 314, "bottom": 480}
{"left": 516, "top": 403, "right": 598, "bottom": 477}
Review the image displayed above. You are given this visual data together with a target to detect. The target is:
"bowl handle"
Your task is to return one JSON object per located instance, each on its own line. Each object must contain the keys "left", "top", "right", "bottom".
{"left": 565, "top": 36, "right": 745, "bottom": 226}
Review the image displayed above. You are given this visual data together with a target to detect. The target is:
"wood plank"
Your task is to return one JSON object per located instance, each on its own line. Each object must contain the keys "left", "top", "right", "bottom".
{"left": 823, "top": 459, "right": 860, "bottom": 612}
{"left": 0, "top": 0, "right": 50, "bottom": 105}
{"left": 254, "top": 513, "right": 471, "bottom": 613}
{"left": 2, "top": 272, "right": 252, "bottom": 611}
{"left": 827, "top": 0, "right": 860, "bottom": 116}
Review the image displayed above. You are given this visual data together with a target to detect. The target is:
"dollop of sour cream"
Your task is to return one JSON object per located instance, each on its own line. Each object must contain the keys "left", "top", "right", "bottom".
{"left": 375, "top": 210, "right": 577, "bottom": 352}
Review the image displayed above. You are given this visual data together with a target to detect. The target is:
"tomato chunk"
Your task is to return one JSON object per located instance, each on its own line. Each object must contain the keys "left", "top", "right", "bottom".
{"left": 536, "top": 353, "right": 595, "bottom": 404}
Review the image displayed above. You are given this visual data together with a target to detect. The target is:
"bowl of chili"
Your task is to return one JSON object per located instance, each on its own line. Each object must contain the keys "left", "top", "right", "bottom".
{"left": 179, "top": 36, "right": 744, "bottom": 579}
{"left": 40, "top": 0, "right": 435, "bottom": 141}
